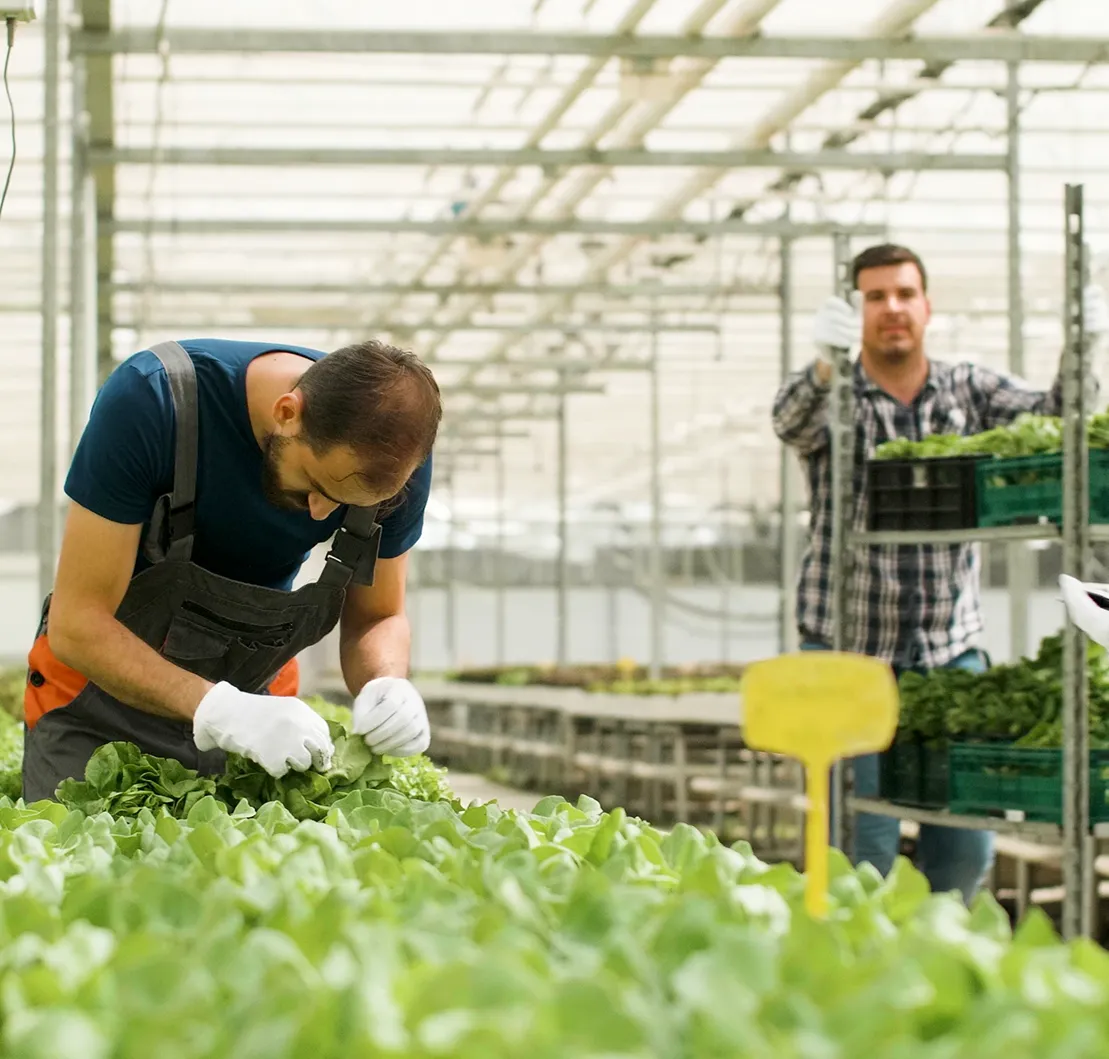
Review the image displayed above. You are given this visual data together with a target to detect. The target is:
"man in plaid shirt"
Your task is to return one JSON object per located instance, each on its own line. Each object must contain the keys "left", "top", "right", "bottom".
{"left": 773, "top": 242, "right": 1109, "bottom": 902}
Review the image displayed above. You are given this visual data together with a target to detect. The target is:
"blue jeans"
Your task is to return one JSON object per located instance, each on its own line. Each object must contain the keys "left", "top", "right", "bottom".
{"left": 799, "top": 641, "right": 995, "bottom": 905}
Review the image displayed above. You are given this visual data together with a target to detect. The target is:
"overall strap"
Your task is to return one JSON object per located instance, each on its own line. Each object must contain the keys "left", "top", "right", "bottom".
{"left": 140, "top": 340, "right": 199, "bottom": 564}
{"left": 318, "top": 503, "right": 382, "bottom": 589}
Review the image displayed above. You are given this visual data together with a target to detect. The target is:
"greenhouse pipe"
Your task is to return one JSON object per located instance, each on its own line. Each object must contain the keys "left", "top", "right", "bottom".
{"left": 1061, "top": 184, "right": 1092, "bottom": 940}
{"left": 445, "top": 383, "right": 605, "bottom": 397}
{"left": 1006, "top": 61, "right": 1031, "bottom": 665}
{"left": 829, "top": 231, "right": 855, "bottom": 857}
{"left": 446, "top": 470, "right": 458, "bottom": 670}
{"left": 495, "top": 421, "right": 506, "bottom": 669}
{"left": 108, "top": 279, "right": 778, "bottom": 298}
{"left": 648, "top": 311, "right": 664, "bottom": 681}
{"left": 406, "top": 549, "right": 420, "bottom": 674}
{"left": 429, "top": 356, "right": 654, "bottom": 373}
{"left": 608, "top": 520, "right": 622, "bottom": 664}
{"left": 719, "top": 465, "right": 731, "bottom": 665}
{"left": 118, "top": 322, "right": 717, "bottom": 338}
{"left": 453, "top": 411, "right": 561, "bottom": 425}
{"left": 73, "top": 28, "right": 1109, "bottom": 65}
{"left": 555, "top": 379, "right": 569, "bottom": 667}
{"left": 434, "top": 444, "right": 500, "bottom": 458}
{"left": 778, "top": 235, "right": 799, "bottom": 655}
{"left": 439, "top": 425, "right": 530, "bottom": 440}
{"left": 38, "top": 0, "right": 61, "bottom": 603}
{"left": 91, "top": 144, "right": 1009, "bottom": 172}
{"left": 105, "top": 216, "right": 887, "bottom": 239}
{"left": 69, "top": 56, "right": 96, "bottom": 458}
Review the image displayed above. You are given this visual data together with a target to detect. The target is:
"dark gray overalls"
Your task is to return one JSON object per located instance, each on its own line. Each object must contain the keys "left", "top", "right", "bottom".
{"left": 22, "top": 341, "right": 381, "bottom": 801}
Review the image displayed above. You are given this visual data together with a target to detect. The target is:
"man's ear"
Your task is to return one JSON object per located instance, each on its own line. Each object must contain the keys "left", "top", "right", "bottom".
{"left": 271, "top": 390, "right": 305, "bottom": 435}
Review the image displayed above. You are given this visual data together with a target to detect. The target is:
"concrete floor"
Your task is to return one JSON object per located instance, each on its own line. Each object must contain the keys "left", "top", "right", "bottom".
{"left": 447, "top": 771, "right": 547, "bottom": 814}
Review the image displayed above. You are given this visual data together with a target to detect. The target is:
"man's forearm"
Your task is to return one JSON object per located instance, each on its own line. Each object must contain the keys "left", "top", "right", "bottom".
{"left": 980, "top": 349, "right": 1095, "bottom": 427}
{"left": 772, "top": 361, "right": 833, "bottom": 454}
{"left": 49, "top": 609, "right": 212, "bottom": 721}
{"left": 339, "top": 613, "right": 412, "bottom": 695}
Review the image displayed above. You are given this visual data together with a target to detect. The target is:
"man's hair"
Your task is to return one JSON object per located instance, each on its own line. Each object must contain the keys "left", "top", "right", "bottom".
{"left": 296, "top": 339, "right": 441, "bottom": 496}
{"left": 851, "top": 243, "right": 928, "bottom": 292}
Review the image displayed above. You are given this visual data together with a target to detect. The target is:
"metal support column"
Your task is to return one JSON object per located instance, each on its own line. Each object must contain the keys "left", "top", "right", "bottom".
{"left": 446, "top": 471, "right": 458, "bottom": 670}
{"left": 408, "top": 547, "right": 422, "bottom": 674}
{"left": 714, "top": 205, "right": 732, "bottom": 666}
{"left": 829, "top": 232, "right": 856, "bottom": 855}
{"left": 495, "top": 420, "right": 506, "bottom": 667}
{"left": 648, "top": 308, "right": 665, "bottom": 681}
{"left": 720, "top": 466, "right": 731, "bottom": 665}
{"left": 38, "top": 0, "right": 62, "bottom": 602}
{"left": 1061, "top": 184, "right": 1092, "bottom": 940}
{"left": 556, "top": 376, "right": 569, "bottom": 667}
{"left": 1006, "top": 61, "right": 1031, "bottom": 663}
{"left": 778, "top": 236, "right": 800, "bottom": 654}
{"left": 608, "top": 511, "right": 624, "bottom": 664}
{"left": 69, "top": 46, "right": 97, "bottom": 456}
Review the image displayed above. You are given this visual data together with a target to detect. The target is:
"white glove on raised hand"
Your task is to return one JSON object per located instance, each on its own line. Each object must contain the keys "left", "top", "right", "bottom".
{"left": 1083, "top": 283, "right": 1109, "bottom": 339}
{"left": 193, "top": 682, "right": 334, "bottom": 777}
{"left": 351, "top": 677, "right": 430, "bottom": 757}
{"left": 1059, "top": 574, "right": 1109, "bottom": 649}
{"left": 812, "top": 295, "right": 861, "bottom": 353}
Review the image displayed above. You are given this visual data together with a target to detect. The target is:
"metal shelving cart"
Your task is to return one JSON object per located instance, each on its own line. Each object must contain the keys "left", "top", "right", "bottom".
{"left": 827, "top": 184, "right": 1098, "bottom": 939}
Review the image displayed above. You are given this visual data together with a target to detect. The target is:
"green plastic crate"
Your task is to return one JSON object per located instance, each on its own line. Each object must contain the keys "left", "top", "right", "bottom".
{"left": 976, "top": 450, "right": 1109, "bottom": 527}
{"left": 949, "top": 744, "right": 1109, "bottom": 823}
{"left": 878, "top": 739, "right": 950, "bottom": 809}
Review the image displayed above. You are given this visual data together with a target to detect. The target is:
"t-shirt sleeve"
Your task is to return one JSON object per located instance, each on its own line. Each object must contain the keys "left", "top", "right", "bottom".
{"left": 64, "top": 358, "right": 174, "bottom": 525}
{"left": 377, "top": 451, "right": 433, "bottom": 560}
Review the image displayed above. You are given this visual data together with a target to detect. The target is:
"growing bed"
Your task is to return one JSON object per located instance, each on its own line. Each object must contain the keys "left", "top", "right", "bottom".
{"left": 0, "top": 671, "right": 1101, "bottom": 1052}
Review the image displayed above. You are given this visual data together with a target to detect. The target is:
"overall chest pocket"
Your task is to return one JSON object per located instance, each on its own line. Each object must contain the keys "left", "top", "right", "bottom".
{"left": 161, "top": 600, "right": 295, "bottom": 687}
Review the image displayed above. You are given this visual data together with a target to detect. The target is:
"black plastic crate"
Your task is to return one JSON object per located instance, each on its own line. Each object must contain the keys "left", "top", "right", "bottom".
{"left": 879, "top": 739, "right": 950, "bottom": 809}
{"left": 865, "top": 456, "right": 981, "bottom": 532}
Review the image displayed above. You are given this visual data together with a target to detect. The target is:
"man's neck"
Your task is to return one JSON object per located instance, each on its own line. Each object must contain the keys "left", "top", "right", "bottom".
{"left": 859, "top": 349, "right": 930, "bottom": 406}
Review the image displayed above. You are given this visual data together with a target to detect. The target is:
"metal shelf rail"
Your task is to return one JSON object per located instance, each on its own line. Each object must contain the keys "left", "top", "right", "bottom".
{"left": 829, "top": 183, "right": 1096, "bottom": 939}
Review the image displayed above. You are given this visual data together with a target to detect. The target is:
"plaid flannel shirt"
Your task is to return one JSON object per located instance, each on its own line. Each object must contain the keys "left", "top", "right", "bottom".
{"left": 773, "top": 356, "right": 1085, "bottom": 668}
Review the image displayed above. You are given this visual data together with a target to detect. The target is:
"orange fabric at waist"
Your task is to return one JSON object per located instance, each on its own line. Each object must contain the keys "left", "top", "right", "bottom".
{"left": 24, "top": 640, "right": 302, "bottom": 730}
{"left": 23, "top": 633, "right": 89, "bottom": 730}
{"left": 267, "top": 657, "right": 300, "bottom": 698}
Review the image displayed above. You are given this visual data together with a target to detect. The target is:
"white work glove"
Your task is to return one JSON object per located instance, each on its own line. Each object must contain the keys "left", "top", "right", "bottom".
{"left": 1083, "top": 283, "right": 1109, "bottom": 340}
{"left": 351, "top": 677, "right": 430, "bottom": 757}
{"left": 812, "top": 294, "right": 861, "bottom": 354}
{"left": 1059, "top": 574, "right": 1109, "bottom": 649}
{"left": 193, "top": 681, "right": 334, "bottom": 777}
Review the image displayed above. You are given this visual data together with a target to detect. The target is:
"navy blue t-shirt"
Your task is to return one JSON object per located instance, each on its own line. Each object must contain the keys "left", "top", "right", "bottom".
{"left": 65, "top": 338, "right": 433, "bottom": 591}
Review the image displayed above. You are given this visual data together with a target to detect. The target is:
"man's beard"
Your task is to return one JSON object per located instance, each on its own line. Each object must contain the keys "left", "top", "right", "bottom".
{"left": 874, "top": 344, "right": 915, "bottom": 363}
{"left": 260, "top": 432, "right": 311, "bottom": 512}
{"left": 871, "top": 321, "right": 917, "bottom": 362}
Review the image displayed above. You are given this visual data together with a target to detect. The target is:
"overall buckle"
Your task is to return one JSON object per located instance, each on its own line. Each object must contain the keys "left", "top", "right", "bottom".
{"left": 325, "top": 522, "right": 381, "bottom": 584}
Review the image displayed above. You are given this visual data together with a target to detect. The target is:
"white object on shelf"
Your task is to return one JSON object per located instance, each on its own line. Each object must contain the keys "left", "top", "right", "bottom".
{"left": 1059, "top": 574, "right": 1109, "bottom": 649}
{"left": 0, "top": 2, "right": 36, "bottom": 21}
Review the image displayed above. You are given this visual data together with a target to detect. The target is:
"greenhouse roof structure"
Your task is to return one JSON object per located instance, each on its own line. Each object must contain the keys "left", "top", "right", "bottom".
{"left": 3, "top": 0, "right": 1109, "bottom": 551}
